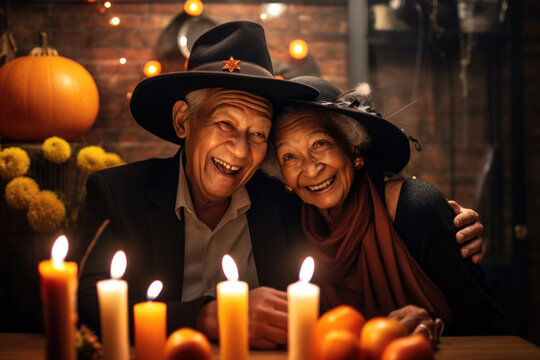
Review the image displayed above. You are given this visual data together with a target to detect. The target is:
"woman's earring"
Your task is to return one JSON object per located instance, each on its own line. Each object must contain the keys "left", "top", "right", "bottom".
{"left": 284, "top": 184, "right": 293, "bottom": 193}
{"left": 354, "top": 156, "right": 364, "bottom": 169}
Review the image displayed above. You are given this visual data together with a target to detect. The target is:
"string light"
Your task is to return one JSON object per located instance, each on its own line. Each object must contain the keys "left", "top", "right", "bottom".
{"left": 267, "top": 3, "right": 284, "bottom": 16}
{"left": 260, "top": 13, "right": 268, "bottom": 20}
{"left": 184, "top": 0, "right": 204, "bottom": 16}
{"left": 289, "top": 39, "right": 308, "bottom": 60}
{"left": 104, "top": 1, "right": 112, "bottom": 8}
{"left": 119, "top": 57, "right": 127, "bottom": 64}
{"left": 109, "top": 16, "right": 120, "bottom": 26}
{"left": 143, "top": 60, "right": 162, "bottom": 77}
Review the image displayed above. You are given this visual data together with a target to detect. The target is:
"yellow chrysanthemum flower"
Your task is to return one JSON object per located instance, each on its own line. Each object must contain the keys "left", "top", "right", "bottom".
{"left": 42, "top": 136, "right": 71, "bottom": 163}
{"left": 0, "top": 147, "right": 30, "bottom": 180}
{"left": 104, "top": 152, "right": 125, "bottom": 168}
{"left": 5, "top": 176, "right": 40, "bottom": 210}
{"left": 26, "top": 190, "right": 66, "bottom": 232}
{"left": 77, "top": 146, "right": 106, "bottom": 174}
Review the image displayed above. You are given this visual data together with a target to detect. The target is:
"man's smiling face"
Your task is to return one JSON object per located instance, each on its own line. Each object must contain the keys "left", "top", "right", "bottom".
{"left": 181, "top": 88, "right": 273, "bottom": 205}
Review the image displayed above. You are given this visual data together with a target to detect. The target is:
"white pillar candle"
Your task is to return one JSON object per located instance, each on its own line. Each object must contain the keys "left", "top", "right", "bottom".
{"left": 97, "top": 250, "right": 130, "bottom": 360}
{"left": 287, "top": 256, "right": 320, "bottom": 360}
{"left": 217, "top": 254, "right": 248, "bottom": 360}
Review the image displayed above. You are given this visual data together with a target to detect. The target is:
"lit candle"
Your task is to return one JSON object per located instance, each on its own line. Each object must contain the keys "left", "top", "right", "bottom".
{"left": 38, "top": 235, "right": 78, "bottom": 360}
{"left": 287, "top": 256, "right": 320, "bottom": 360}
{"left": 134, "top": 280, "right": 167, "bottom": 360}
{"left": 96, "top": 250, "right": 129, "bottom": 360}
{"left": 217, "top": 254, "right": 248, "bottom": 360}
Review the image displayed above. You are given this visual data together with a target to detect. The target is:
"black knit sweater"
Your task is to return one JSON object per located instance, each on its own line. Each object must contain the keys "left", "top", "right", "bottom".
{"left": 392, "top": 178, "right": 513, "bottom": 335}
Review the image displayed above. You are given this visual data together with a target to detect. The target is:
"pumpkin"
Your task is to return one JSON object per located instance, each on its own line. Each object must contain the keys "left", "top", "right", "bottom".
{"left": 0, "top": 33, "right": 99, "bottom": 141}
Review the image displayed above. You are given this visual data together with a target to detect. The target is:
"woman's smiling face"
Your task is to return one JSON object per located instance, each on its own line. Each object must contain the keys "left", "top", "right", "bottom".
{"left": 275, "top": 109, "right": 356, "bottom": 210}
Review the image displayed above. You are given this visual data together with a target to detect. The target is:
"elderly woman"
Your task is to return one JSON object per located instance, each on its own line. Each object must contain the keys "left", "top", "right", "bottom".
{"left": 262, "top": 76, "right": 511, "bottom": 338}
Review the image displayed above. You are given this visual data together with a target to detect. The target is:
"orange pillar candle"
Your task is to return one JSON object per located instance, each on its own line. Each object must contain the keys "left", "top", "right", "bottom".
{"left": 97, "top": 250, "right": 130, "bottom": 360}
{"left": 38, "top": 235, "right": 78, "bottom": 360}
{"left": 287, "top": 256, "right": 320, "bottom": 360}
{"left": 134, "top": 280, "right": 167, "bottom": 360}
{"left": 217, "top": 254, "right": 248, "bottom": 360}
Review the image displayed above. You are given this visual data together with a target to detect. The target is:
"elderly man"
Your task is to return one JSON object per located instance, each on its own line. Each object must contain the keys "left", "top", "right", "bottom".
{"left": 77, "top": 21, "right": 484, "bottom": 349}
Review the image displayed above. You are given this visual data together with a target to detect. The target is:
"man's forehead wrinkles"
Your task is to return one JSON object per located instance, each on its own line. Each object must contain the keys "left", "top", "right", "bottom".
{"left": 206, "top": 92, "right": 272, "bottom": 119}
{"left": 207, "top": 89, "right": 272, "bottom": 108}
{"left": 211, "top": 105, "right": 272, "bottom": 125}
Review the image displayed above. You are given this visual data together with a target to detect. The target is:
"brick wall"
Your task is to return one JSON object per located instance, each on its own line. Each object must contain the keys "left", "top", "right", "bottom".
{"left": 3, "top": 2, "right": 348, "bottom": 162}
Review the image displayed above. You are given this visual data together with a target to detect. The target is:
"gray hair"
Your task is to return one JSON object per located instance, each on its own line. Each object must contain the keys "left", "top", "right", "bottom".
{"left": 184, "top": 88, "right": 210, "bottom": 119}
{"left": 260, "top": 108, "right": 371, "bottom": 183}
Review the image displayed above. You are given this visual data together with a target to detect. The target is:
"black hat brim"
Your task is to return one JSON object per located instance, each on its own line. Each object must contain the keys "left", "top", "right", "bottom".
{"left": 279, "top": 99, "right": 410, "bottom": 174}
{"left": 130, "top": 71, "right": 319, "bottom": 145}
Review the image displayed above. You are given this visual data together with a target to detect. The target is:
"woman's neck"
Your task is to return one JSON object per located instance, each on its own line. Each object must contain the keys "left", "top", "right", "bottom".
{"left": 318, "top": 206, "right": 344, "bottom": 229}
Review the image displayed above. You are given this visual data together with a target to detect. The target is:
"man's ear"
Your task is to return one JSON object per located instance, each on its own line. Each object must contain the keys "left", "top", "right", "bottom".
{"left": 172, "top": 100, "right": 190, "bottom": 139}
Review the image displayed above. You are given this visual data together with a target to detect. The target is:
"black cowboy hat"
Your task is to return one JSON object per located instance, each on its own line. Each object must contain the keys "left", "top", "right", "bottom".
{"left": 130, "top": 21, "right": 319, "bottom": 144}
{"left": 279, "top": 76, "right": 411, "bottom": 173}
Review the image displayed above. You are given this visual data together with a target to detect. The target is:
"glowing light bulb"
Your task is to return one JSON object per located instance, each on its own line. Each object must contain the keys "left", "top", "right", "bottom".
{"left": 119, "top": 57, "right": 126, "bottom": 64}
{"left": 260, "top": 13, "right": 268, "bottom": 20}
{"left": 267, "top": 3, "right": 283, "bottom": 16}
{"left": 179, "top": 36, "right": 188, "bottom": 50}
{"left": 104, "top": 1, "right": 111, "bottom": 8}
{"left": 289, "top": 39, "right": 308, "bottom": 60}
{"left": 143, "top": 60, "right": 162, "bottom": 77}
{"left": 184, "top": 0, "right": 204, "bottom": 16}
{"left": 109, "top": 16, "right": 120, "bottom": 26}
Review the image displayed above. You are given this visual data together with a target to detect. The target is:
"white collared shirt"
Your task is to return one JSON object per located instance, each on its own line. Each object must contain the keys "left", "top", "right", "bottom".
{"left": 175, "top": 150, "right": 259, "bottom": 301}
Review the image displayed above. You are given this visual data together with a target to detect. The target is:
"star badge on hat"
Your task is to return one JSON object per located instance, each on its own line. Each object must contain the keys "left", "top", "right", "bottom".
{"left": 222, "top": 56, "right": 241, "bottom": 72}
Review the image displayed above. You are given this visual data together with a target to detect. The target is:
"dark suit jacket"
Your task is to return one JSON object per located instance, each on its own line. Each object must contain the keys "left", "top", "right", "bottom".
{"left": 77, "top": 150, "right": 307, "bottom": 336}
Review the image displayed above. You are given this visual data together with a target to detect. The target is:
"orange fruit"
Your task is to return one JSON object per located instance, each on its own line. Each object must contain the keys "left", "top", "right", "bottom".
{"left": 359, "top": 317, "right": 408, "bottom": 360}
{"left": 165, "top": 328, "right": 213, "bottom": 360}
{"left": 314, "top": 305, "right": 365, "bottom": 360}
{"left": 320, "top": 330, "right": 361, "bottom": 360}
{"left": 381, "top": 334, "right": 434, "bottom": 360}
{"left": 316, "top": 305, "right": 366, "bottom": 339}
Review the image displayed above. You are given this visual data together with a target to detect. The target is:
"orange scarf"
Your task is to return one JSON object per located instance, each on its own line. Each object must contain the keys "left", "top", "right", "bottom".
{"left": 302, "top": 171, "right": 452, "bottom": 323}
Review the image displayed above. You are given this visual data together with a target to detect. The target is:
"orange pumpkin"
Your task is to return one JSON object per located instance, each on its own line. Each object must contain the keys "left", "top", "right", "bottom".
{"left": 0, "top": 33, "right": 99, "bottom": 141}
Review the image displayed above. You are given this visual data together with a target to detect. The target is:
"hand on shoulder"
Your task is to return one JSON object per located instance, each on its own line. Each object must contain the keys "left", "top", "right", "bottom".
{"left": 448, "top": 200, "right": 485, "bottom": 263}
{"left": 384, "top": 178, "right": 485, "bottom": 263}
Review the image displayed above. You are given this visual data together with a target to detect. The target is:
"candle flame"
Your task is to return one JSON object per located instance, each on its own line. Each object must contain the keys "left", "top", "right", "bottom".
{"left": 51, "top": 235, "right": 68, "bottom": 267}
{"left": 146, "top": 280, "right": 163, "bottom": 301}
{"left": 299, "top": 256, "right": 314, "bottom": 282}
{"left": 222, "top": 254, "right": 239, "bottom": 281}
{"left": 110, "top": 250, "right": 127, "bottom": 280}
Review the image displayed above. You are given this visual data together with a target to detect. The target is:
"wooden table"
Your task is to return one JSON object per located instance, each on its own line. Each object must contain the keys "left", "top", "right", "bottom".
{"left": 0, "top": 333, "right": 539, "bottom": 359}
